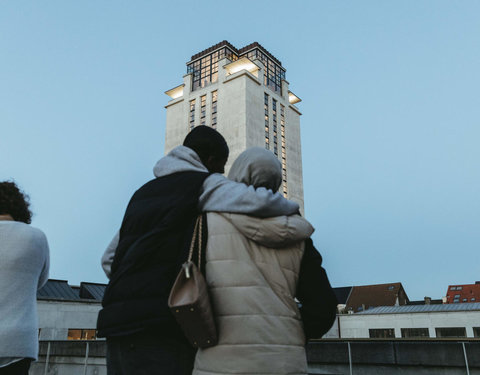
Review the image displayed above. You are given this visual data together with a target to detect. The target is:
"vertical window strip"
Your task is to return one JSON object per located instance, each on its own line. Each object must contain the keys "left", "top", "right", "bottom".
{"left": 280, "top": 104, "right": 287, "bottom": 197}
{"left": 211, "top": 90, "right": 217, "bottom": 129}
{"left": 264, "top": 93, "right": 269, "bottom": 149}
{"left": 244, "top": 49, "right": 285, "bottom": 94}
{"left": 200, "top": 95, "right": 206, "bottom": 125}
{"left": 272, "top": 99, "right": 278, "bottom": 156}
{"left": 189, "top": 99, "right": 196, "bottom": 130}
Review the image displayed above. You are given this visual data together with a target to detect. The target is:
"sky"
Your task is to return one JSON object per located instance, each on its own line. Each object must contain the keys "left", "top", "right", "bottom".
{"left": 1, "top": 1, "right": 479, "bottom": 301}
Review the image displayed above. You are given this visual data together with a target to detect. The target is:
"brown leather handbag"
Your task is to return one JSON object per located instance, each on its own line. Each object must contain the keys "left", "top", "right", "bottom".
{"left": 168, "top": 215, "right": 218, "bottom": 348}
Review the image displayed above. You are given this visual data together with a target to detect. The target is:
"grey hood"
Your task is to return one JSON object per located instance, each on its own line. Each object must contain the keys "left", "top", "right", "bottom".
{"left": 153, "top": 145, "right": 208, "bottom": 177}
{"left": 228, "top": 147, "right": 282, "bottom": 192}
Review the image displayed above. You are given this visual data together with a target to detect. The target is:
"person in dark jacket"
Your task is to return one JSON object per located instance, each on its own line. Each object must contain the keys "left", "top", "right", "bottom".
{"left": 97, "top": 126, "right": 300, "bottom": 375}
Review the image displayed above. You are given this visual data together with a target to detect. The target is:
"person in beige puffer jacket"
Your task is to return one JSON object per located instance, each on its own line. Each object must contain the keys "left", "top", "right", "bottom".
{"left": 193, "top": 147, "right": 335, "bottom": 375}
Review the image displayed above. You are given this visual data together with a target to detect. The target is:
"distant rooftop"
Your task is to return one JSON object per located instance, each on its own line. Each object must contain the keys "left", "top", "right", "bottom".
{"left": 445, "top": 282, "right": 480, "bottom": 304}
{"left": 356, "top": 302, "right": 480, "bottom": 315}
{"left": 37, "top": 279, "right": 106, "bottom": 302}
{"left": 333, "top": 286, "right": 353, "bottom": 305}
{"left": 345, "top": 282, "right": 409, "bottom": 312}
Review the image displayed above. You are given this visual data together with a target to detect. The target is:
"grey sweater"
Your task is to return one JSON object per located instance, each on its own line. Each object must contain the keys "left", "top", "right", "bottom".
{"left": 0, "top": 221, "right": 49, "bottom": 360}
{"left": 101, "top": 146, "right": 300, "bottom": 277}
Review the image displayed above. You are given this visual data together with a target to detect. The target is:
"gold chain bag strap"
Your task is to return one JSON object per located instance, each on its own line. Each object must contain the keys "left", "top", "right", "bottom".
{"left": 168, "top": 215, "right": 218, "bottom": 348}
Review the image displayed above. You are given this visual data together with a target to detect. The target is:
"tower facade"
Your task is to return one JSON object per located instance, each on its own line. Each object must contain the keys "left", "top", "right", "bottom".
{"left": 164, "top": 41, "right": 304, "bottom": 212}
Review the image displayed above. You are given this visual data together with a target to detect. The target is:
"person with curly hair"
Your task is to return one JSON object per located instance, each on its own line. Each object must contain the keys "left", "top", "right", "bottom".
{"left": 0, "top": 181, "right": 50, "bottom": 375}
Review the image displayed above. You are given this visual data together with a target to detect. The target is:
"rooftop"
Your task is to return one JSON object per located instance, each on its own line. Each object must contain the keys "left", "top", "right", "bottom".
{"left": 345, "top": 282, "right": 408, "bottom": 312}
{"left": 37, "top": 279, "right": 106, "bottom": 302}
{"left": 333, "top": 286, "right": 353, "bottom": 305}
{"left": 356, "top": 302, "right": 480, "bottom": 315}
{"left": 188, "top": 40, "right": 283, "bottom": 67}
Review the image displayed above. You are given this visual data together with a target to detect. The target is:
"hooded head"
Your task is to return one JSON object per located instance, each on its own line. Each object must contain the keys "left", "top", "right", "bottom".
{"left": 183, "top": 126, "right": 229, "bottom": 174}
{"left": 228, "top": 147, "right": 282, "bottom": 192}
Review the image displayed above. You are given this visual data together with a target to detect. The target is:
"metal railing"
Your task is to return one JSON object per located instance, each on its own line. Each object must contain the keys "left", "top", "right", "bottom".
{"left": 308, "top": 338, "right": 478, "bottom": 374}
{"left": 37, "top": 338, "right": 478, "bottom": 374}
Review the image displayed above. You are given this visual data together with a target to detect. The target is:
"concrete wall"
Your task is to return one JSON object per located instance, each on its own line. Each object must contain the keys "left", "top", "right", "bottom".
{"left": 164, "top": 73, "right": 193, "bottom": 155}
{"left": 285, "top": 102, "right": 304, "bottom": 214}
{"left": 325, "top": 310, "right": 480, "bottom": 338}
{"left": 218, "top": 68, "right": 248, "bottom": 173}
{"left": 30, "top": 340, "right": 480, "bottom": 375}
{"left": 308, "top": 340, "right": 480, "bottom": 375}
{"left": 31, "top": 341, "right": 106, "bottom": 375}
{"left": 38, "top": 300, "right": 101, "bottom": 340}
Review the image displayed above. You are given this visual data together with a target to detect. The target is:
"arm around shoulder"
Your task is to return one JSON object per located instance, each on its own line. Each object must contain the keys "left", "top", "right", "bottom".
{"left": 199, "top": 174, "right": 299, "bottom": 217}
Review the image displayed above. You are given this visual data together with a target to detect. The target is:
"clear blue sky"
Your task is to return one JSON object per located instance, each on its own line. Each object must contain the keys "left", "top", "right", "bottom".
{"left": 1, "top": 1, "right": 479, "bottom": 300}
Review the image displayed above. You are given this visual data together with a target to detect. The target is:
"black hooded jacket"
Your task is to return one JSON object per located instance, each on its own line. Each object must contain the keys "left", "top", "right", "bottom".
{"left": 97, "top": 171, "right": 209, "bottom": 338}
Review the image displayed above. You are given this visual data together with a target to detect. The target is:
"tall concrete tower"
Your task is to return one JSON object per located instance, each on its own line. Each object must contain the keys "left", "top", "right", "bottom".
{"left": 164, "top": 41, "right": 304, "bottom": 212}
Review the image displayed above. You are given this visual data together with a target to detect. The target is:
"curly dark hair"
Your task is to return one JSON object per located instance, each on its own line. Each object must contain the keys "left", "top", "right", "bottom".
{"left": 0, "top": 181, "right": 32, "bottom": 224}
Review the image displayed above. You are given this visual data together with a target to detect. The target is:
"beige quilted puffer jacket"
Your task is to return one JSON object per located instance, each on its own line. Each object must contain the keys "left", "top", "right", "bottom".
{"left": 193, "top": 212, "right": 314, "bottom": 375}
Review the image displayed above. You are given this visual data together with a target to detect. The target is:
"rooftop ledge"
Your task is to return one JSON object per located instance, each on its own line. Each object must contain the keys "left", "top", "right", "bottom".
{"left": 288, "top": 91, "right": 301, "bottom": 104}
{"left": 224, "top": 57, "right": 259, "bottom": 78}
{"left": 165, "top": 84, "right": 184, "bottom": 99}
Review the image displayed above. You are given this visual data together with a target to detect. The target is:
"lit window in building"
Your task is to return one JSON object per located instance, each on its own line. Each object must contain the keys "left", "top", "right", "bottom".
{"left": 435, "top": 327, "right": 467, "bottom": 338}
{"left": 369, "top": 329, "right": 395, "bottom": 339}
{"left": 189, "top": 99, "right": 196, "bottom": 130}
{"left": 280, "top": 104, "right": 287, "bottom": 197}
{"left": 200, "top": 95, "right": 206, "bottom": 126}
{"left": 401, "top": 328, "right": 429, "bottom": 338}
{"left": 264, "top": 93, "right": 269, "bottom": 149}
{"left": 244, "top": 48, "right": 285, "bottom": 94}
{"left": 187, "top": 47, "right": 238, "bottom": 91}
{"left": 211, "top": 91, "right": 217, "bottom": 129}
{"left": 272, "top": 99, "right": 278, "bottom": 156}
{"left": 67, "top": 329, "right": 97, "bottom": 340}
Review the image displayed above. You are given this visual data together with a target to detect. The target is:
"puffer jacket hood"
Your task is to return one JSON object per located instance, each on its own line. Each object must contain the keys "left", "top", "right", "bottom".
{"left": 153, "top": 145, "right": 208, "bottom": 178}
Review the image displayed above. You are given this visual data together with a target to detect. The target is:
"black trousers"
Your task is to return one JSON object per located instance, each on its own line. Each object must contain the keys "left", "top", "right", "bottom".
{"left": 0, "top": 359, "right": 31, "bottom": 375}
{"left": 106, "top": 333, "right": 195, "bottom": 375}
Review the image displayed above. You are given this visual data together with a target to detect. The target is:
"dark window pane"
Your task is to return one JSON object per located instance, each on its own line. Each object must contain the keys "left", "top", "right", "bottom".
{"left": 435, "top": 327, "right": 467, "bottom": 338}
{"left": 369, "top": 329, "right": 395, "bottom": 339}
{"left": 401, "top": 328, "right": 430, "bottom": 338}
{"left": 474, "top": 327, "right": 480, "bottom": 338}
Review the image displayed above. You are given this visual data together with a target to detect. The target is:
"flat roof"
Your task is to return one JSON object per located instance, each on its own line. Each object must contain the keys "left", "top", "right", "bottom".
{"left": 356, "top": 302, "right": 480, "bottom": 315}
{"left": 188, "top": 40, "right": 283, "bottom": 67}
